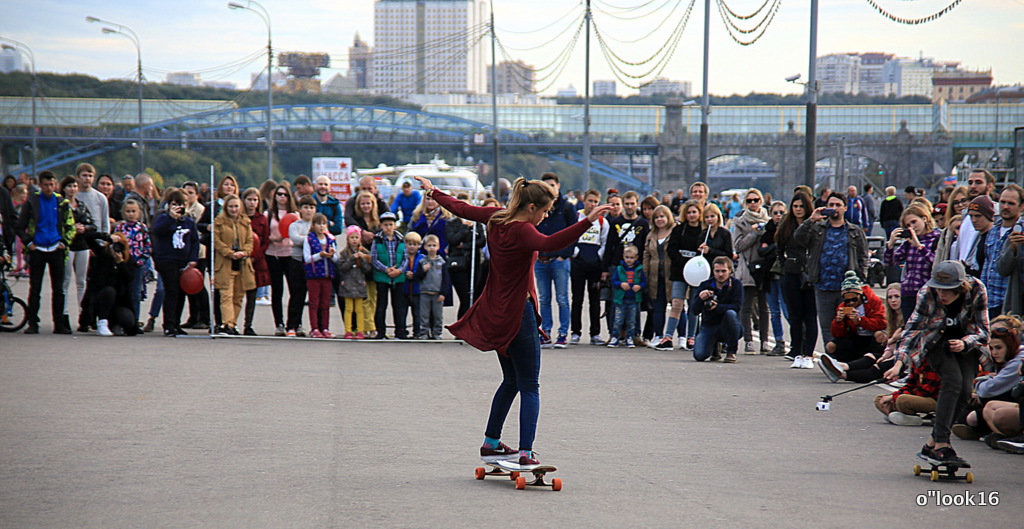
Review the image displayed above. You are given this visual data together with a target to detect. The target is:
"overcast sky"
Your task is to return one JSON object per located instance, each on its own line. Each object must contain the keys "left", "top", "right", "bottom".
{"left": 3, "top": 0, "right": 1021, "bottom": 96}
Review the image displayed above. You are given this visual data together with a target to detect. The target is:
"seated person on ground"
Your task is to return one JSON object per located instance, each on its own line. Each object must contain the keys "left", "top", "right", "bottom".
{"left": 874, "top": 357, "right": 940, "bottom": 426}
{"left": 821, "top": 282, "right": 899, "bottom": 383}
{"left": 817, "top": 271, "right": 886, "bottom": 380}
{"left": 953, "top": 318, "right": 1023, "bottom": 442}
{"left": 689, "top": 256, "right": 744, "bottom": 363}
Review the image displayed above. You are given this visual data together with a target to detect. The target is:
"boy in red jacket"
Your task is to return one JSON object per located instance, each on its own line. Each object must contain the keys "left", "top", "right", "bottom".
{"left": 823, "top": 270, "right": 886, "bottom": 363}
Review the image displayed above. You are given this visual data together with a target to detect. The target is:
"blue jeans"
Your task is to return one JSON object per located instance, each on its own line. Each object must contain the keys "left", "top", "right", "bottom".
{"left": 693, "top": 309, "right": 742, "bottom": 361}
{"left": 612, "top": 299, "right": 638, "bottom": 338}
{"left": 534, "top": 258, "right": 570, "bottom": 337}
{"left": 485, "top": 299, "right": 541, "bottom": 450}
{"left": 765, "top": 278, "right": 787, "bottom": 342}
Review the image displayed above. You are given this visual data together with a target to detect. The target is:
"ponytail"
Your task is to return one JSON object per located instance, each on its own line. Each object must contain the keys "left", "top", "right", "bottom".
{"left": 488, "top": 177, "right": 556, "bottom": 227}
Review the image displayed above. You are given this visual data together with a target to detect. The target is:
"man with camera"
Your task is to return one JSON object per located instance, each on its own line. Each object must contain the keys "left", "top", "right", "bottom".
{"left": 794, "top": 191, "right": 870, "bottom": 345}
{"left": 689, "top": 256, "right": 744, "bottom": 363}
{"left": 817, "top": 271, "right": 886, "bottom": 380}
{"left": 150, "top": 190, "right": 200, "bottom": 337}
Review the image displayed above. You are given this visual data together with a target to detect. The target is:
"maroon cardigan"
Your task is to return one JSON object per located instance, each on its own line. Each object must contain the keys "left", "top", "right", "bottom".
{"left": 249, "top": 212, "right": 271, "bottom": 287}
{"left": 432, "top": 190, "right": 593, "bottom": 355}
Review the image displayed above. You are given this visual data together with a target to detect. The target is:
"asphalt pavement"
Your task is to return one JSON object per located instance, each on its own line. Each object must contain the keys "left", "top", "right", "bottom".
{"left": 1, "top": 276, "right": 1020, "bottom": 528}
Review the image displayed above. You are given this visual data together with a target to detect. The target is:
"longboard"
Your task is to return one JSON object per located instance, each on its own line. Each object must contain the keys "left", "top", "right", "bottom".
{"left": 913, "top": 453, "right": 974, "bottom": 483}
{"left": 474, "top": 459, "right": 561, "bottom": 491}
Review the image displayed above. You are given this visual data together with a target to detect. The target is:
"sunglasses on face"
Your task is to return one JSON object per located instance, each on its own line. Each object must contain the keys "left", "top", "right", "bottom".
{"left": 276, "top": 192, "right": 288, "bottom": 197}
{"left": 953, "top": 198, "right": 969, "bottom": 206}
{"left": 746, "top": 198, "right": 760, "bottom": 204}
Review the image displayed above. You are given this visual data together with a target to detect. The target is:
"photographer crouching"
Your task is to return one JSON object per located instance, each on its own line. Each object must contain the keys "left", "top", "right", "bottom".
{"left": 690, "top": 256, "right": 744, "bottom": 363}
{"left": 80, "top": 232, "right": 140, "bottom": 336}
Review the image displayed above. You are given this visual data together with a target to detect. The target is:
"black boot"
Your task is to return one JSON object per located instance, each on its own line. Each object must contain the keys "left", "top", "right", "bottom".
{"left": 54, "top": 315, "right": 73, "bottom": 335}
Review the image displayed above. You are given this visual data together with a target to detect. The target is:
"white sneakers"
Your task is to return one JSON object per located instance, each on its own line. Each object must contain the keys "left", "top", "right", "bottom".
{"left": 790, "top": 355, "right": 814, "bottom": 369}
{"left": 96, "top": 319, "right": 113, "bottom": 337}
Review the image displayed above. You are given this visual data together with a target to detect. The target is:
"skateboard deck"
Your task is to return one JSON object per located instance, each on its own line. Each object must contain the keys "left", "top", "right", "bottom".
{"left": 914, "top": 453, "right": 974, "bottom": 483}
{"left": 474, "top": 459, "right": 561, "bottom": 491}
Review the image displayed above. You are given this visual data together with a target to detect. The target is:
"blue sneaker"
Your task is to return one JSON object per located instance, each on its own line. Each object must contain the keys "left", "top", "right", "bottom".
{"left": 606, "top": 337, "right": 620, "bottom": 347}
{"left": 591, "top": 335, "right": 606, "bottom": 346}
{"left": 625, "top": 336, "right": 635, "bottom": 348}
{"left": 540, "top": 336, "right": 552, "bottom": 349}
{"left": 553, "top": 335, "right": 568, "bottom": 348}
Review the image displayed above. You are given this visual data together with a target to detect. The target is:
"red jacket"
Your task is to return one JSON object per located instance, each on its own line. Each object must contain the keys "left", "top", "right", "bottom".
{"left": 432, "top": 190, "right": 593, "bottom": 355}
{"left": 830, "top": 285, "right": 886, "bottom": 339}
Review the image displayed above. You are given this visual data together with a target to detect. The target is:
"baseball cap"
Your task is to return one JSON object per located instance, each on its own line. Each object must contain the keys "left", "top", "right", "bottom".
{"left": 380, "top": 211, "right": 397, "bottom": 222}
{"left": 926, "top": 260, "right": 967, "bottom": 290}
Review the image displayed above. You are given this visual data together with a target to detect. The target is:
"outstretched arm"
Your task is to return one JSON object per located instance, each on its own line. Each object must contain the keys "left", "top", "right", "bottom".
{"left": 414, "top": 176, "right": 498, "bottom": 224}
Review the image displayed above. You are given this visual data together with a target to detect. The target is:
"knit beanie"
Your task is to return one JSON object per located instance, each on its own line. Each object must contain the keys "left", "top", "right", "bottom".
{"left": 840, "top": 270, "right": 864, "bottom": 292}
{"left": 968, "top": 195, "right": 995, "bottom": 222}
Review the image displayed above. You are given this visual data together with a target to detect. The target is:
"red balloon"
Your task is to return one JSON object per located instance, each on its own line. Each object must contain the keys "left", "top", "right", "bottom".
{"left": 179, "top": 266, "right": 204, "bottom": 295}
{"left": 279, "top": 212, "right": 299, "bottom": 238}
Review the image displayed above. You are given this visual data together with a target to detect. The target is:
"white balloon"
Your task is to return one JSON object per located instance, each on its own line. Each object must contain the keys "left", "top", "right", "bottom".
{"left": 683, "top": 255, "right": 711, "bottom": 287}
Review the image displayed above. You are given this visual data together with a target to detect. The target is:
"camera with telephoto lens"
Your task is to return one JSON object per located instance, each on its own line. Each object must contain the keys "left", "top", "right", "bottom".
{"left": 111, "top": 241, "right": 126, "bottom": 255}
{"left": 897, "top": 229, "right": 912, "bottom": 239}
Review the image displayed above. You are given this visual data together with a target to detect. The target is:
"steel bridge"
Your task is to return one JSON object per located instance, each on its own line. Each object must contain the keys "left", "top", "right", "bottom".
{"left": 0, "top": 103, "right": 654, "bottom": 190}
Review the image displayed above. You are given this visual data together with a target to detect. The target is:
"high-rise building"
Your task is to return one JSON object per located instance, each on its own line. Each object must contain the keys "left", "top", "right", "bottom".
{"left": 816, "top": 54, "right": 861, "bottom": 94}
{"left": 372, "top": 0, "right": 488, "bottom": 97}
{"left": 348, "top": 33, "right": 372, "bottom": 90}
{"left": 487, "top": 60, "right": 535, "bottom": 94}
{"left": 883, "top": 57, "right": 934, "bottom": 98}
{"left": 856, "top": 52, "right": 896, "bottom": 97}
{"left": 593, "top": 80, "right": 616, "bottom": 97}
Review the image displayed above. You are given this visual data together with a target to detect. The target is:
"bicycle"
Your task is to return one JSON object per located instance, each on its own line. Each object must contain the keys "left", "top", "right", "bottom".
{"left": 0, "top": 261, "right": 28, "bottom": 332}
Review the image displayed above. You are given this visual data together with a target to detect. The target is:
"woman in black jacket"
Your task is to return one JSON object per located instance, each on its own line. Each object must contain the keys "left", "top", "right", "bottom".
{"left": 775, "top": 192, "right": 818, "bottom": 369}
{"left": 658, "top": 200, "right": 706, "bottom": 350}
{"left": 445, "top": 212, "right": 486, "bottom": 318}
{"left": 760, "top": 201, "right": 788, "bottom": 356}
{"left": 59, "top": 176, "right": 97, "bottom": 332}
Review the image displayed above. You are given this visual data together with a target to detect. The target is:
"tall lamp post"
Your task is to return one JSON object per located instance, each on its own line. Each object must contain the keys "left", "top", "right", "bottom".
{"left": 87, "top": 16, "right": 144, "bottom": 175}
{"left": 229, "top": 0, "right": 274, "bottom": 182}
{"left": 1, "top": 38, "right": 35, "bottom": 177}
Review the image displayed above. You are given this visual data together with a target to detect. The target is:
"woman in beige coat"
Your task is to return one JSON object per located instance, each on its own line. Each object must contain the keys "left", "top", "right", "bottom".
{"left": 214, "top": 194, "right": 255, "bottom": 335}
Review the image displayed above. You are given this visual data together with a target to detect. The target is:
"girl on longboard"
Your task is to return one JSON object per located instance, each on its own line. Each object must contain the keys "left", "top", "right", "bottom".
{"left": 414, "top": 175, "right": 613, "bottom": 467}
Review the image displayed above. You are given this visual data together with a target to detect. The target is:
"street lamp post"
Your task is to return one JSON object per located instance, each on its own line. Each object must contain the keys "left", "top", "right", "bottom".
{"left": 805, "top": 0, "right": 819, "bottom": 189}
{"left": 229, "top": 1, "right": 274, "bottom": 182}
{"left": 1, "top": 38, "right": 35, "bottom": 177}
{"left": 87, "top": 16, "right": 144, "bottom": 175}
